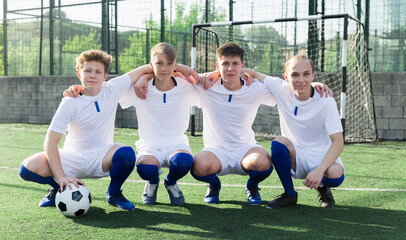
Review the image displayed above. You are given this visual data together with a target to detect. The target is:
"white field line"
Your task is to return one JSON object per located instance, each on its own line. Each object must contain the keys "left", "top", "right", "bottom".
{"left": 3, "top": 166, "right": 406, "bottom": 192}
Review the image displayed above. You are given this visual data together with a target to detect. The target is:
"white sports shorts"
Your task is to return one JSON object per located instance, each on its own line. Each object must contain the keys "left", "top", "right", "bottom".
{"left": 291, "top": 142, "right": 344, "bottom": 179}
{"left": 59, "top": 143, "right": 116, "bottom": 179}
{"left": 200, "top": 144, "right": 264, "bottom": 176}
{"left": 136, "top": 142, "right": 192, "bottom": 170}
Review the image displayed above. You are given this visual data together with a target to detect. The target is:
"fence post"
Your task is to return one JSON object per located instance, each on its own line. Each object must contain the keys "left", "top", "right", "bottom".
{"left": 228, "top": 0, "right": 233, "bottom": 41}
{"left": 3, "top": 0, "right": 7, "bottom": 75}
{"left": 182, "top": 33, "right": 187, "bottom": 64}
{"left": 308, "top": 0, "right": 318, "bottom": 69}
{"left": 58, "top": 0, "right": 62, "bottom": 75}
{"left": 161, "top": 0, "right": 165, "bottom": 42}
{"left": 146, "top": 29, "right": 150, "bottom": 64}
{"left": 365, "top": 0, "right": 370, "bottom": 50}
{"left": 39, "top": 0, "right": 43, "bottom": 75}
{"left": 101, "top": 0, "right": 109, "bottom": 52}
{"left": 49, "top": 0, "right": 55, "bottom": 75}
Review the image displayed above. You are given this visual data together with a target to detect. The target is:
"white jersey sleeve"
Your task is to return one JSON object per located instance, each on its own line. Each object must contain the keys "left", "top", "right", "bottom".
{"left": 324, "top": 98, "right": 343, "bottom": 135}
{"left": 48, "top": 74, "right": 131, "bottom": 152}
{"left": 263, "top": 75, "right": 286, "bottom": 97}
{"left": 106, "top": 74, "right": 132, "bottom": 97}
{"left": 48, "top": 98, "right": 73, "bottom": 135}
{"left": 118, "top": 86, "right": 138, "bottom": 110}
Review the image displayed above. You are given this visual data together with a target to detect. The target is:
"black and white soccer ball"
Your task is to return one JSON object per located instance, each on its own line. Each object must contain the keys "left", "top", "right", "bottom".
{"left": 55, "top": 183, "right": 91, "bottom": 217}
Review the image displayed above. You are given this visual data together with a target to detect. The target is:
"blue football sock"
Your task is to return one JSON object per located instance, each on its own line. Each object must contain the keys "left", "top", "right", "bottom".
{"left": 19, "top": 164, "right": 59, "bottom": 190}
{"left": 321, "top": 174, "right": 345, "bottom": 188}
{"left": 137, "top": 164, "right": 160, "bottom": 184}
{"left": 165, "top": 152, "right": 194, "bottom": 186}
{"left": 108, "top": 146, "right": 136, "bottom": 195}
{"left": 271, "top": 141, "right": 296, "bottom": 198}
{"left": 246, "top": 166, "right": 273, "bottom": 187}
{"left": 191, "top": 171, "right": 221, "bottom": 186}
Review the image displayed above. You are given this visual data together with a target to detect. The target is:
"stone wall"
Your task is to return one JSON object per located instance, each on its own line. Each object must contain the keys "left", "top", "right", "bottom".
{"left": 0, "top": 73, "right": 405, "bottom": 140}
{"left": 371, "top": 73, "right": 406, "bottom": 140}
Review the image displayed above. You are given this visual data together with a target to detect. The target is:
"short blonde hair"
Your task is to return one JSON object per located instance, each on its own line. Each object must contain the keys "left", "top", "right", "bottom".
{"left": 75, "top": 49, "right": 112, "bottom": 73}
{"left": 283, "top": 55, "right": 315, "bottom": 73}
{"left": 150, "top": 42, "right": 177, "bottom": 63}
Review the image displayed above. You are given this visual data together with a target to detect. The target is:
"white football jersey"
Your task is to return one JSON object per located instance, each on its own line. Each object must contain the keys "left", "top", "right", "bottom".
{"left": 264, "top": 76, "right": 343, "bottom": 154}
{"left": 49, "top": 74, "right": 132, "bottom": 153}
{"left": 196, "top": 78, "right": 276, "bottom": 149}
{"left": 119, "top": 76, "right": 199, "bottom": 149}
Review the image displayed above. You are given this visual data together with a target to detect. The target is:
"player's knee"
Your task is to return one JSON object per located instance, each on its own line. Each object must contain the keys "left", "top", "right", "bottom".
{"left": 272, "top": 136, "right": 290, "bottom": 147}
{"left": 191, "top": 163, "right": 210, "bottom": 177}
{"left": 271, "top": 140, "right": 289, "bottom": 159}
{"left": 137, "top": 164, "right": 159, "bottom": 180}
{"left": 171, "top": 152, "right": 193, "bottom": 171}
{"left": 19, "top": 164, "right": 30, "bottom": 180}
{"left": 191, "top": 168, "right": 208, "bottom": 180}
{"left": 112, "top": 146, "right": 136, "bottom": 169}
{"left": 325, "top": 163, "right": 344, "bottom": 178}
{"left": 256, "top": 158, "right": 272, "bottom": 171}
{"left": 323, "top": 174, "right": 345, "bottom": 187}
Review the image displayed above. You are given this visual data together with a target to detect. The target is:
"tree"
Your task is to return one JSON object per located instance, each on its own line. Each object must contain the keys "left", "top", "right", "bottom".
{"left": 118, "top": 31, "right": 150, "bottom": 74}
{"left": 60, "top": 29, "right": 101, "bottom": 75}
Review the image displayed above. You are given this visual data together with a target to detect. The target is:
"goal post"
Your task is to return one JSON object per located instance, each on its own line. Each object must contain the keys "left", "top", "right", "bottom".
{"left": 190, "top": 14, "right": 378, "bottom": 143}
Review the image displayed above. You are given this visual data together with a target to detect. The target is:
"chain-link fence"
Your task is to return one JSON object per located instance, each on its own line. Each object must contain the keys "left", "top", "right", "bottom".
{"left": 0, "top": 0, "right": 405, "bottom": 76}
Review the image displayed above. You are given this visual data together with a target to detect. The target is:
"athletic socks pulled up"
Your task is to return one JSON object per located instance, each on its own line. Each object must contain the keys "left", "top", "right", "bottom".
{"left": 271, "top": 141, "right": 296, "bottom": 198}
{"left": 246, "top": 166, "right": 273, "bottom": 187}
{"left": 321, "top": 174, "right": 345, "bottom": 188}
{"left": 165, "top": 152, "right": 194, "bottom": 186}
{"left": 19, "top": 164, "right": 59, "bottom": 190}
{"left": 137, "top": 164, "right": 160, "bottom": 184}
{"left": 191, "top": 171, "right": 221, "bottom": 187}
{"left": 108, "top": 146, "right": 136, "bottom": 195}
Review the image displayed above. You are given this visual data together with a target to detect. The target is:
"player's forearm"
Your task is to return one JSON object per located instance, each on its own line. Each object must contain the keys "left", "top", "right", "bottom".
{"left": 127, "top": 65, "right": 153, "bottom": 85}
{"left": 242, "top": 68, "right": 268, "bottom": 82}
{"left": 176, "top": 64, "right": 199, "bottom": 83}
{"left": 43, "top": 131, "right": 66, "bottom": 181}
{"left": 317, "top": 133, "right": 344, "bottom": 173}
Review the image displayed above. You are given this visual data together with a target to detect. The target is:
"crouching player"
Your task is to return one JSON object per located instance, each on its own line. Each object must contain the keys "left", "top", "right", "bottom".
{"left": 19, "top": 50, "right": 142, "bottom": 211}
{"left": 191, "top": 43, "right": 277, "bottom": 205}
{"left": 119, "top": 42, "right": 198, "bottom": 206}
{"left": 245, "top": 55, "right": 344, "bottom": 208}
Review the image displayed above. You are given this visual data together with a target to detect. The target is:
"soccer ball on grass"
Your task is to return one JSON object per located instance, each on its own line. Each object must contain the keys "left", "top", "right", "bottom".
{"left": 55, "top": 183, "right": 91, "bottom": 217}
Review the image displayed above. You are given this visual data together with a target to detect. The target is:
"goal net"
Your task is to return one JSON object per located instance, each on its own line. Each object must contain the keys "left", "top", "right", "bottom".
{"left": 191, "top": 14, "right": 377, "bottom": 142}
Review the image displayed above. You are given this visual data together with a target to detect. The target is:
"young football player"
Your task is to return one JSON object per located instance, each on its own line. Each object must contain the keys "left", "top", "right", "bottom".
{"left": 19, "top": 50, "right": 140, "bottom": 210}
{"left": 244, "top": 55, "right": 344, "bottom": 208}
{"left": 118, "top": 42, "right": 199, "bottom": 206}
{"left": 188, "top": 42, "right": 277, "bottom": 205}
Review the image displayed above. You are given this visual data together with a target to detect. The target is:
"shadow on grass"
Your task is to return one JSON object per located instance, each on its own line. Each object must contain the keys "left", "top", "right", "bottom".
{"left": 72, "top": 201, "right": 404, "bottom": 239}
{"left": 1, "top": 179, "right": 404, "bottom": 239}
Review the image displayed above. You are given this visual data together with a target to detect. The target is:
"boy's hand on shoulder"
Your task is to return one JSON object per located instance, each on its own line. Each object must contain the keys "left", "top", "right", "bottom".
{"left": 200, "top": 71, "right": 220, "bottom": 90}
{"left": 241, "top": 72, "right": 255, "bottom": 86}
{"left": 173, "top": 72, "right": 198, "bottom": 85}
{"left": 313, "top": 83, "right": 333, "bottom": 98}
{"left": 175, "top": 64, "right": 199, "bottom": 85}
{"left": 133, "top": 74, "right": 151, "bottom": 100}
{"left": 63, "top": 85, "right": 82, "bottom": 98}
